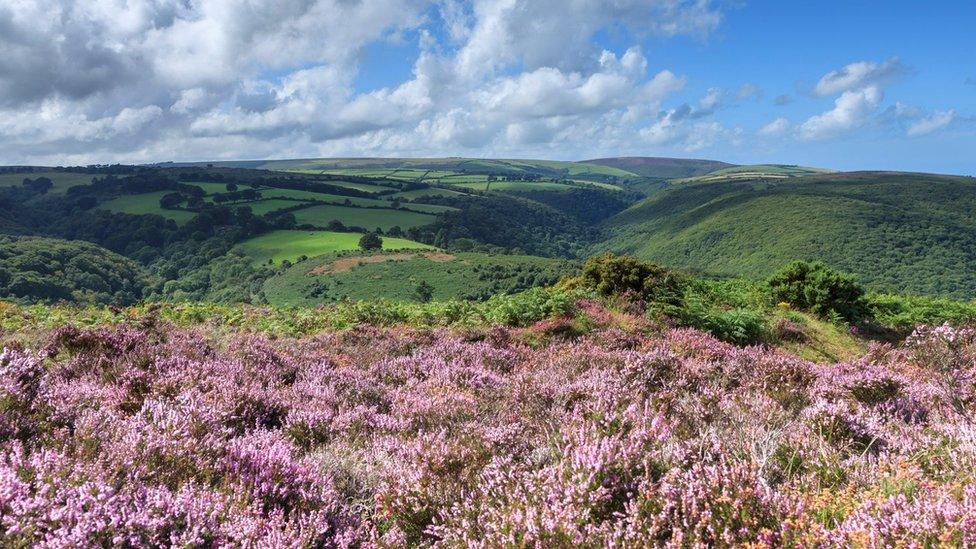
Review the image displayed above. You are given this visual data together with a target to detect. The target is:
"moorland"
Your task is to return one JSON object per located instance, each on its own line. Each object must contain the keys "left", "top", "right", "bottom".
{"left": 2, "top": 156, "right": 976, "bottom": 545}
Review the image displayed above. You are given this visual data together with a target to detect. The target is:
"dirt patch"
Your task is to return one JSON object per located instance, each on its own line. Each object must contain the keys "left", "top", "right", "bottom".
{"left": 308, "top": 252, "right": 455, "bottom": 275}
{"left": 423, "top": 252, "right": 455, "bottom": 262}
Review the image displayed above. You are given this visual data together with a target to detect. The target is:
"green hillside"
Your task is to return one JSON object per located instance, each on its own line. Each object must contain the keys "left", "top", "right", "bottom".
{"left": 599, "top": 171, "right": 976, "bottom": 298}
{"left": 262, "top": 251, "right": 577, "bottom": 305}
{"left": 235, "top": 230, "right": 433, "bottom": 265}
{"left": 582, "top": 156, "right": 733, "bottom": 179}
{"left": 169, "top": 157, "right": 639, "bottom": 184}
{"left": 0, "top": 235, "right": 150, "bottom": 305}
{"left": 673, "top": 164, "right": 833, "bottom": 184}
{"left": 0, "top": 171, "right": 97, "bottom": 194}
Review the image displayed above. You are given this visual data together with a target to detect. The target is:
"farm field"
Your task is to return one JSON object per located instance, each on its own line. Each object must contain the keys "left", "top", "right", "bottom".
{"left": 262, "top": 251, "right": 578, "bottom": 305}
{"left": 291, "top": 204, "right": 436, "bottom": 231}
{"left": 454, "top": 180, "right": 574, "bottom": 192}
{"left": 184, "top": 181, "right": 258, "bottom": 195}
{"left": 255, "top": 188, "right": 381, "bottom": 206}
{"left": 321, "top": 180, "right": 397, "bottom": 194}
{"left": 234, "top": 230, "right": 433, "bottom": 265}
{"left": 675, "top": 164, "right": 833, "bottom": 184}
{"left": 390, "top": 187, "right": 468, "bottom": 200}
{"left": 97, "top": 192, "right": 197, "bottom": 223}
{"left": 0, "top": 171, "right": 97, "bottom": 194}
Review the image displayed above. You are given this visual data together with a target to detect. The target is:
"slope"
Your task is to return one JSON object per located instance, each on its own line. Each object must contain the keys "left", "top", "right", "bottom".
{"left": 582, "top": 156, "right": 733, "bottom": 179}
{"left": 599, "top": 171, "right": 976, "bottom": 298}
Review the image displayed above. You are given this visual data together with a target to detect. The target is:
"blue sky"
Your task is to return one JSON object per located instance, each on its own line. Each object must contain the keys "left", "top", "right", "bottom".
{"left": 0, "top": 0, "right": 973, "bottom": 173}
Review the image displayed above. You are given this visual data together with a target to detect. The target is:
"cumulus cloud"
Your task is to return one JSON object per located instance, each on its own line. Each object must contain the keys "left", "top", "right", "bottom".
{"left": 800, "top": 86, "right": 883, "bottom": 140}
{"left": 812, "top": 57, "right": 909, "bottom": 96}
{"left": 758, "top": 117, "right": 790, "bottom": 136}
{"left": 773, "top": 94, "right": 792, "bottom": 106}
{"left": 0, "top": 0, "right": 732, "bottom": 164}
{"left": 907, "top": 110, "right": 955, "bottom": 137}
{"left": 638, "top": 106, "right": 735, "bottom": 152}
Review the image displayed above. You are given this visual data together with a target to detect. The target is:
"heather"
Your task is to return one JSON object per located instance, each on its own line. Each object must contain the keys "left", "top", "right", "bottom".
{"left": 1, "top": 299, "right": 975, "bottom": 546}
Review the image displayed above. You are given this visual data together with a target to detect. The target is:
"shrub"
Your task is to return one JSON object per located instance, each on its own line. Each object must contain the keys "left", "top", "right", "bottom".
{"left": 579, "top": 253, "right": 685, "bottom": 307}
{"left": 768, "top": 261, "right": 867, "bottom": 322}
{"left": 358, "top": 232, "right": 383, "bottom": 251}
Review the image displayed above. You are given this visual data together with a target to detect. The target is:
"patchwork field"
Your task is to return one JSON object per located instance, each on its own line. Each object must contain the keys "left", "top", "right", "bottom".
{"left": 97, "top": 192, "right": 197, "bottom": 223}
{"left": 454, "top": 180, "right": 575, "bottom": 192}
{"left": 0, "top": 171, "right": 97, "bottom": 194}
{"left": 675, "top": 164, "right": 833, "bottom": 184}
{"left": 262, "top": 251, "right": 578, "bottom": 305}
{"left": 291, "top": 204, "right": 436, "bottom": 231}
{"left": 390, "top": 187, "right": 468, "bottom": 200}
{"left": 235, "top": 230, "right": 433, "bottom": 265}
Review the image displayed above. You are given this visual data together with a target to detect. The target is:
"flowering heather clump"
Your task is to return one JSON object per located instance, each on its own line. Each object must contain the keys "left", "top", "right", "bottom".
{"left": 1, "top": 319, "right": 975, "bottom": 546}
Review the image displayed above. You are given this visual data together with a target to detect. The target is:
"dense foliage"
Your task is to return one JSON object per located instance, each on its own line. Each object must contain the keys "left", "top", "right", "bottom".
{"left": 577, "top": 253, "right": 686, "bottom": 308}
{"left": 263, "top": 252, "right": 578, "bottom": 305}
{"left": 358, "top": 232, "right": 383, "bottom": 251}
{"left": 1, "top": 304, "right": 975, "bottom": 545}
{"left": 769, "top": 260, "right": 867, "bottom": 321}
{"left": 601, "top": 172, "right": 976, "bottom": 298}
{"left": 0, "top": 236, "right": 149, "bottom": 305}
{"left": 419, "top": 194, "right": 596, "bottom": 257}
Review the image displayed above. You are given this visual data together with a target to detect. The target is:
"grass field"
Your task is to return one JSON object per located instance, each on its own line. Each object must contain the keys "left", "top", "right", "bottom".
{"left": 257, "top": 188, "right": 381, "bottom": 207}
{"left": 455, "top": 181, "right": 574, "bottom": 192}
{"left": 229, "top": 199, "right": 302, "bottom": 215}
{"left": 675, "top": 164, "right": 833, "bottom": 184}
{"left": 184, "top": 182, "right": 260, "bottom": 195}
{"left": 291, "top": 204, "right": 436, "bottom": 230}
{"left": 391, "top": 188, "right": 468, "bottom": 200}
{"left": 236, "top": 230, "right": 433, "bottom": 265}
{"left": 262, "top": 251, "right": 577, "bottom": 305}
{"left": 0, "top": 171, "right": 97, "bottom": 194}
{"left": 97, "top": 192, "right": 197, "bottom": 223}
{"left": 323, "top": 181, "right": 397, "bottom": 194}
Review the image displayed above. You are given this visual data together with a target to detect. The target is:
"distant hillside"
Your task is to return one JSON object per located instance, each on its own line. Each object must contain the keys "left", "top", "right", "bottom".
{"left": 598, "top": 171, "right": 976, "bottom": 298}
{"left": 162, "top": 157, "right": 640, "bottom": 183}
{"left": 582, "top": 156, "right": 733, "bottom": 179}
{"left": 673, "top": 164, "right": 833, "bottom": 184}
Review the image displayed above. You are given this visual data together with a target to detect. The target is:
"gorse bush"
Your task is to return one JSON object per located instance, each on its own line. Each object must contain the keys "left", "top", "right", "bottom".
{"left": 579, "top": 253, "right": 686, "bottom": 307}
{"left": 768, "top": 260, "right": 867, "bottom": 322}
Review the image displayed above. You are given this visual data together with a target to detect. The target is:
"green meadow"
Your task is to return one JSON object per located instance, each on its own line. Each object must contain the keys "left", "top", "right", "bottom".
{"left": 235, "top": 230, "right": 434, "bottom": 265}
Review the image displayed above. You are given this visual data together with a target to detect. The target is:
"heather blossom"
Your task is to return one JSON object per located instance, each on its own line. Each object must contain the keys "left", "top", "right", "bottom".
{"left": 0, "top": 317, "right": 974, "bottom": 546}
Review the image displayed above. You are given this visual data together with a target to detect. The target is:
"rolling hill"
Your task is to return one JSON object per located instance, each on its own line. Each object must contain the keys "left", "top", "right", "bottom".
{"left": 672, "top": 164, "right": 834, "bottom": 184}
{"left": 583, "top": 156, "right": 733, "bottom": 179}
{"left": 598, "top": 171, "right": 976, "bottom": 298}
{"left": 161, "top": 157, "right": 640, "bottom": 184}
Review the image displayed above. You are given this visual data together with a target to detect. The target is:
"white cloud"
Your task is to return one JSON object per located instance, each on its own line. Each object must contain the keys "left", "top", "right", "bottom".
{"left": 800, "top": 86, "right": 883, "bottom": 140}
{"left": 638, "top": 107, "right": 732, "bottom": 151}
{"left": 907, "top": 110, "right": 955, "bottom": 137}
{"left": 758, "top": 117, "right": 790, "bottom": 136}
{"left": 0, "top": 0, "right": 732, "bottom": 164}
{"left": 813, "top": 57, "right": 908, "bottom": 96}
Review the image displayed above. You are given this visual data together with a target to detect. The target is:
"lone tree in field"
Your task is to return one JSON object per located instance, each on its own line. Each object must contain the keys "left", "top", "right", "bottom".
{"left": 415, "top": 280, "right": 434, "bottom": 303}
{"left": 358, "top": 232, "right": 383, "bottom": 251}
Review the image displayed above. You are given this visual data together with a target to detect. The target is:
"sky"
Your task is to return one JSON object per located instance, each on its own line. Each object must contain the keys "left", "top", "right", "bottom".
{"left": 0, "top": 0, "right": 973, "bottom": 173}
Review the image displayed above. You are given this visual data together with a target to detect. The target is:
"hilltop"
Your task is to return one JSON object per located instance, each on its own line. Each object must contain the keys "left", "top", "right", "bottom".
{"left": 583, "top": 156, "right": 734, "bottom": 179}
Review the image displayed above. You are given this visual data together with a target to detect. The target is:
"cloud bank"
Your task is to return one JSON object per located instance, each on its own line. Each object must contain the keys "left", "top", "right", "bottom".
{"left": 0, "top": 2, "right": 965, "bottom": 165}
